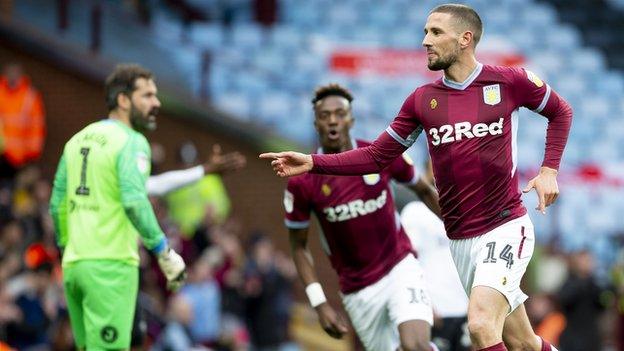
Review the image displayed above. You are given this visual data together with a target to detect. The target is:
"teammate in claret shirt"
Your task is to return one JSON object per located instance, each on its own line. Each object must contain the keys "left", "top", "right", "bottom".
{"left": 50, "top": 64, "right": 187, "bottom": 350}
{"left": 284, "top": 84, "right": 442, "bottom": 351}
{"left": 261, "top": 4, "right": 571, "bottom": 351}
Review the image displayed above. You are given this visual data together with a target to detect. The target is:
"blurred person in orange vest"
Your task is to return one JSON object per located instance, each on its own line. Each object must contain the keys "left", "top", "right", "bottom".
{"left": 0, "top": 63, "right": 46, "bottom": 179}
{"left": 527, "top": 294, "right": 565, "bottom": 347}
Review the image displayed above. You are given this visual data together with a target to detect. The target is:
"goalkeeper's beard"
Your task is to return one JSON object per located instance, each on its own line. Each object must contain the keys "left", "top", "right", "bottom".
{"left": 130, "top": 105, "right": 158, "bottom": 133}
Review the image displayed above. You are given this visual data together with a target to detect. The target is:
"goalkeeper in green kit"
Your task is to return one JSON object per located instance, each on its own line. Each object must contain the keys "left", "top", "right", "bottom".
{"left": 49, "top": 64, "right": 186, "bottom": 350}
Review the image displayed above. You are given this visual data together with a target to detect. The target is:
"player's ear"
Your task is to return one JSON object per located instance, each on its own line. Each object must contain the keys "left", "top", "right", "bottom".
{"left": 459, "top": 30, "right": 473, "bottom": 49}
{"left": 117, "top": 92, "right": 131, "bottom": 111}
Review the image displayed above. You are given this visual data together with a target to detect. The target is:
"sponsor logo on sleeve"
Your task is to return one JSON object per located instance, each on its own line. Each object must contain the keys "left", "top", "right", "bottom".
{"left": 136, "top": 152, "right": 149, "bottom": 175}
{"left": 283, "top": 190, "right": 294, "bottom": 213}
{"left": 525, "top": 70, "right": 544, "bottom": 88}
{"left": 483, "top": 84, "right": 501, "bottom": 106}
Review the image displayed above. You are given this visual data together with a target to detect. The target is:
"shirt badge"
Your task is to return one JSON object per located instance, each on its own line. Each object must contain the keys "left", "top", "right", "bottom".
{"left": 483, "top": 84, "right": 501, "bottom": 106}
{"left": 136, "top": 152, "right": 149, "bottom": 175}
{"left": 321, "top": 184, "right": 331, "bottom": 196}
{"left": 430, "top": 98, "right": 438, "bottom": 109}
{"left": 526, "top": 70, "right": 544, "bottom": 88}
{"left": 362, "top": 174, "right": 381, "bottom": 185}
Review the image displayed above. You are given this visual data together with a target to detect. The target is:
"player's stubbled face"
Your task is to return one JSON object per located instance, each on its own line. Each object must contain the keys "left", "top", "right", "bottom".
{"left": 130, "top": 78, "right": 161, "bottom": 133}
{"left": 314, "top": 96, "right": 354, "bottom": 153}
{"left": 422, "top": 12, "right": 461, "bottom": 71}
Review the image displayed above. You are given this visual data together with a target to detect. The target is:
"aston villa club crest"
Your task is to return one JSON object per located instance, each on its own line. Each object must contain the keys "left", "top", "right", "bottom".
{"left": 430, "top": 98, "right": 437, "bottom": 109}
{"left": 362, "top": 174, "right": 381, "bottom": 185}
{"left": 483, "top": 84, "right": 501, "bottom": 106}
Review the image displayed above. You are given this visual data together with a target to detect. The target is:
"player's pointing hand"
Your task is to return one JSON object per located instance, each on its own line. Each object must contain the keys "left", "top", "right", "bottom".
{"left": 259, "top": 151, "right": 313, "bottom": 177}
{"left": 522, "top": 166, "right": 559, "bottom": 214}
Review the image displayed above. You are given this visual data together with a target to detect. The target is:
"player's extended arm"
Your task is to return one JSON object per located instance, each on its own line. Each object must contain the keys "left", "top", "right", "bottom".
{"left": 49, "top": 155, "right": 68, "bottom": 250}
{"left": 147, "top": 165, "right": 205, "bottom": 196}
{"left": 289, "top": 228, "right": 349, "bottom": 339}
{"left": 523, "top": 90, "right": 573, "bottom": 213}
{"left": 147, "top": 145, "right": 246, "bottom": 196}
{"left": 406, "top": 177, "right": 442, "bottom": 219}
{"left": 261, "top": 131, "right": 407, "bottom": 177}
{"left": 118, "top": 141, "right": 186, "bottom": 290}
{"left": 312, "top": 131, "right": 407, "bottom": 174}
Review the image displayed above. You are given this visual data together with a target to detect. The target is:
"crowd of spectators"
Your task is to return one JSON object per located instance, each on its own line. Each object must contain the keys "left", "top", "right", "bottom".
{"left": 0, "top": 160, "right": 300, "bottom": 351}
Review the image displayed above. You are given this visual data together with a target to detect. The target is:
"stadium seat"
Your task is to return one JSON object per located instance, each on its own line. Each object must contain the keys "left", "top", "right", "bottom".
{"left": 189, "top": 23, "right": 224, "bottom": 50}
{"left": 257, "top": 91, "right": 294, "bottom": 124}
{"left": 543, "top": 25, "right": 581, "bottom": 52}
{"left": 270, "top": 25, "right": 303, "bottom": 49}
{"left": 571, "top": 48, "right": 607, "bottom": 72}
{"left": 213, "top": 92, "right": 253, "bottom": 121}
{"left": 253, "top": 48, "right": 289, "bottom": 75}
{"left": 230, "top": 24, "right": 266, "bottom": 50}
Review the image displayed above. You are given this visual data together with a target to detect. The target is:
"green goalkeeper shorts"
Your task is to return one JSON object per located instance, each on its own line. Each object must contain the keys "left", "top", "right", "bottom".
{"left": 63, "top": 260, "right": 138, "bottom": 350}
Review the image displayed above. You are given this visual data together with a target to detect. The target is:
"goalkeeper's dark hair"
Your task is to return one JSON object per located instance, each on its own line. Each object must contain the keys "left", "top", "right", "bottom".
{"left": 311, "top": 83, "right": 354, "bottom": 106}
{"left": 105, "top": 64, "right": 154, "bottom": 112}
{"left": 431, "top": 4, "right": 483, "bottom": 47}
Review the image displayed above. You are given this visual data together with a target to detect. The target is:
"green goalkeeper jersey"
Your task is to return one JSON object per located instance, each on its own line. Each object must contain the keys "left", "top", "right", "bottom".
{"left": 50, "top": 119, "right": 166, "bottom": 266}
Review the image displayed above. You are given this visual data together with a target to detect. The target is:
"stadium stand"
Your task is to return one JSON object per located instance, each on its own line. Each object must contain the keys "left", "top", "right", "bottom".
{"left": 541, "top": 0, "right": 624, "bottom": 71}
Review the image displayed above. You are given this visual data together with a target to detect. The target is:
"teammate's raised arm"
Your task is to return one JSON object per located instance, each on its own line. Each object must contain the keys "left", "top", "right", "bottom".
{"left": 203, "top": 144, "right": 246, "bottom": 174}
{"left": 147, "top": 144, "right": 246, "bottom": 196}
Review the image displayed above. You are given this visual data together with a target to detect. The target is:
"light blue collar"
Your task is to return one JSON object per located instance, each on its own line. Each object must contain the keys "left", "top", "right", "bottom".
{"left": 442, "top": 62, "right": 483, "bottom": 90}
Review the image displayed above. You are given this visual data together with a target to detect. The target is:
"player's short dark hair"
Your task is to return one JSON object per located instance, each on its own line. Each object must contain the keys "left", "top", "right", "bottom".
{"left": 311, "top": 83, "right": 354, "bottom": 107}
{"left": 104, "top": 64, "right": 154, "bottom": 112}
{"left": 431, "top": 4, "right": 483, "bottom": 47}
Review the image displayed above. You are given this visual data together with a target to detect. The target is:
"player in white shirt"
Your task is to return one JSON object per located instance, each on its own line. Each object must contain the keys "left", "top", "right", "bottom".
{"left": 402, "top": 201, "right": 471, "bottom": 351}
